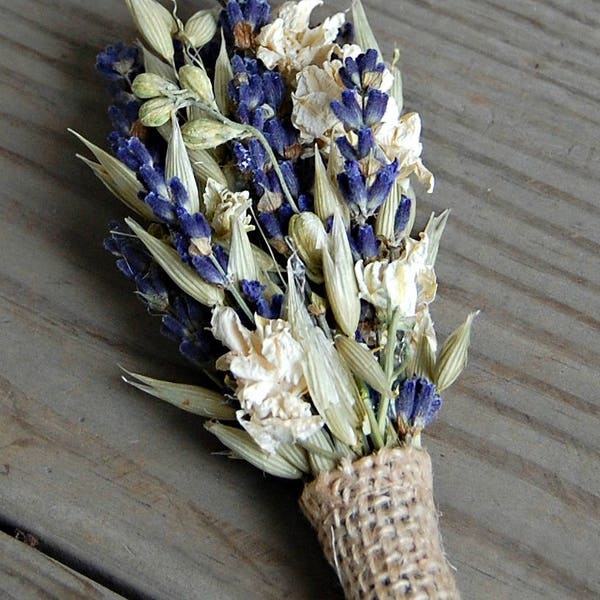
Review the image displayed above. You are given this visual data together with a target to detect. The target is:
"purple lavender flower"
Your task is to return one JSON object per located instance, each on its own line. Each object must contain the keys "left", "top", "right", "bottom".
{"left": 264, "top": 119, "right": 298, "bottom": 159}
{"left": 229, "top": 54, "right": 307, "bottom": 252}
{"left": 105, "top": 224, "right": 222, "bottom": 366}
{"left": 96, "top": 43, "right": 141, "bottom": 82}
{"left": 105, "top": 226, "right": 169, "bottom": 313}
{"left": 161, "top": 296, "right": 216, "bottom": 366}
{"left": 230, "top": 57, "right": 265, "bottom": 121}
{"left": 136, "top": 266, "right": 170, "bottom": 313}
{"left": 191, "top": 247, "right": 229, "bottom": 286}
{"left": 176, "top": 207, "right": 211, "bottom": 241}
{"left": 222, "top": 0, "right": 271, "bottom": 50}
{"left": 241, "top": 280, "right": 283, "bottom": 319}
{"left": 330, "top": 50, "right": 400, "bottom": 216}
{"left": 366, "top": 160, "right": 399, "bottom": 213}
{"left": 331, "top": 87, "right": 387, "bottom": 131}
{"left": 112, "top": 137, "right": 199, "bottom": 226}
{"left": 339, "top": 49, "right": 385, "bottom": 92}
{"left": 108, "top": 101, "right": 141, "bottom": 140}
{"left": 352, "top": 224, "right": 380, "bottom": 260}
{"left": 258, "top": 210, "right": 284, "bottom": 242}
{"left": 234, "top": 138, "right": 267, "bottom": 173}
{"left": 105, "top": 222, "right": 151, "bottom": 280}
{"left": 331, "top": 90, "right": 364, "bottom": 130}
{"left": 337, "top": 159, "right": 399, "bottom": 218}
{"left": 363, "top": 89, "right": 389, "bottom": 126}
{"left": 96, "top": 44, "right": 146, "bottom": 156}
{"left": 395, "top": 195, "right": 412, "bottom": 236}
{"left": 336, "top": 128, "right": 375, "bottom": 161}
{"left": 393, "top": 377, "right": 443, "bottom": 429}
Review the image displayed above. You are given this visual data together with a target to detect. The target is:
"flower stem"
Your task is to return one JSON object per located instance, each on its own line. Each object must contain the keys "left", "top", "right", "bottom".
{"left": 244, "top": 125, "right": 300, "bottom": 214}
{"left": 358, "top": 382, "right": 384, "bottom": 450}
{"left": 208, "top": 254, "right": 254, "bottom": 322}
{"left": 377, "top": 306, "right": 401, "bottom": 435}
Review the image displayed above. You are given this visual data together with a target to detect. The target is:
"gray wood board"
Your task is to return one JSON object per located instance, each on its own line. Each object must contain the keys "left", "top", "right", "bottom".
{"left": 0, "top": 0, "right": 598, "bottom": 599}
{"left": 0, "top": 530, "right": 126, "bottom": 600}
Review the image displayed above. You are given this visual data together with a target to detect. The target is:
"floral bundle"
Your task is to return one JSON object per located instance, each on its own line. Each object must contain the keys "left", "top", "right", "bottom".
{"left": 74, "top": 0, "right": 476, "bottom": 597}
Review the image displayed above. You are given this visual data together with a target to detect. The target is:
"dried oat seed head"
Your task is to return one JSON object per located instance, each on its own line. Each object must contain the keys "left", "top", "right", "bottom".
{"left": 70, "top": 130, "right": 154, "bottom": 220}
{"left": 182, "top": 9, "right": 218, "bottom": 48}
{"left": 181, "top": 117, "right": 244, "bottom": 150}
{"left": 178, "top": 65, "right": 217, "bottom": 108}
{"left": 139, "top": 96, "right": 176, "bottom": 127}
{"left": 126, "top": 218, "right": 225, "bottom": 306}
{"left": 165, "top": 115, "right": 200, "bottom": 213}
{"left": 214, "top": 30, "right": 234, "bottom": 116}
{"left": 121, "top": 369, "right": 236, "bottom": 420}
{"left": 205, "top": 422, "right": 303, "bottom": 479}
{"left": 335, "top": 335, "right": 391, "bottom": 396}
{"left": 323, "top": 215, "right": 361, "bottom": 337}
{"left": 131, "top": 72, "right": 176, "bottom": 98}
{"left": 125, "top": 0, "right": 176, "bottom": 64}
{"left": 289, "top": 212, "right": 327, "bottom": 283}
{"left": 434, "top": 311, "right": 479, "bottom": 391}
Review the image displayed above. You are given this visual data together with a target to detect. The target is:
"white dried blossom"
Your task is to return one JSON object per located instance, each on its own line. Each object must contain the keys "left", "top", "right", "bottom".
{"left": 374, "top": 112, "right": 435, "bottom": 192}
{"left": 202, "top": 178, "right": 252, "bottom": 238}
{"left": 405, "top": 305, "right": 438, "bottom": 378}
{"left": 211, "top": 306, "right": 323, "bottom": 453}
{"left": 292, "top": 44, "right": 396, "bottom": 146}
{"left": 256, "top": 0, "right": 345, "bottom": 81}
{"left": 355, "top": 233, "right": 437, "bottom": 318}
{"left": 292, "top": 45, "right": 362, "bottom": 146}
{"left": 412, "top": 306, "right": 438, "bottom": 354}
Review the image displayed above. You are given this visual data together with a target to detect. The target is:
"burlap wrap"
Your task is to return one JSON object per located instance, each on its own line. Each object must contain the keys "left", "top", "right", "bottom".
{"left": 299, "top": 446, "right": 460, "bottom": 600}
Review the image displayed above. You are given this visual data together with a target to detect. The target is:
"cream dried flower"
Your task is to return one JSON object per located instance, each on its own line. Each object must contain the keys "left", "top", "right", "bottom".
{"left": 406, "top": 305, "right": 438, "bottom": 359}
{"left": 355, "top": 233, "right": 437, "bottom": 318}
{"left": 256, "top": 0, "right": 345, "bottom": 81}
{"left": 292, "top": 44, "right": 397, "bottom": 147}
{"left": 292, "top": 44, "right": 363, "bottom": 146}
{"left": 211, "top": 306, "right": 323, "bottom": 453}
{"left": 374, "top": 112, "right": 435, "bottom": 192}
{"left": 202, "top": 178, "right": 252, "bottom": 238}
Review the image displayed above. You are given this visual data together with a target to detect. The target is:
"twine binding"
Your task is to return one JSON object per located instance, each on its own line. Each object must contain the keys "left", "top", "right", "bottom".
{"left": 300, "top": 446, "right": 460, "bottom": 599}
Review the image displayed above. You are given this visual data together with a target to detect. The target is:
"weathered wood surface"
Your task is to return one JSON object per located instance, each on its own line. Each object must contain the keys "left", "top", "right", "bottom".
{"left": 0, "top": 0, "right": 598, "bottom": 599}
{"left": 0, "top": 530, "right": 125, "bottom": 600}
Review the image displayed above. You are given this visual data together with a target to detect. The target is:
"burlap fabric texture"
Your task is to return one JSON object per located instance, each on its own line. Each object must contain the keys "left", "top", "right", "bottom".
{"left": 300, "top": 446, "right": 460, "bottom": 599}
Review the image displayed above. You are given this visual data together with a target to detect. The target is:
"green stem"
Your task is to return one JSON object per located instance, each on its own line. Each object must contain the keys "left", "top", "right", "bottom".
{"left": 377, "top": 306, "right": 401, "bottom": 434}
{"left": 249, "top": 205, "right": 288, "bottom": 291}
{"left": 384, "top": 420, "right": 400, "bottom": 448}
{"left": 412, "top": 430, "right": 423, "bottom": 449}
{"left": 208, "top": 254, "right": 254, "bottom": 322}
{"left": 298, "top": 442, "right": 346, "bottom": 462}
{"left": 358, "top": 382, "right": 384, "bottom": 450}
{"left": 244, "top": 126, "right": 300, "bottom": 214}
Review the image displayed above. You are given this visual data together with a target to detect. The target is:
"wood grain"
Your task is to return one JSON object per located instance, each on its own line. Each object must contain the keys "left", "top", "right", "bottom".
{"left": 0, "top": 377, "right": 338, "bottom": 599}
{"left": 0, "top": 0, "right": 598, "bottom": 598}
{"left": 0, "top": 531, "right": 125, "bottom": 600}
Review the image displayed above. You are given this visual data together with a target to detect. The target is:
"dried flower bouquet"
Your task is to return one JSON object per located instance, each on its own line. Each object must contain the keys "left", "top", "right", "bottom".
{"left": 74, "top": 0, "right": 476, "bottom": 597}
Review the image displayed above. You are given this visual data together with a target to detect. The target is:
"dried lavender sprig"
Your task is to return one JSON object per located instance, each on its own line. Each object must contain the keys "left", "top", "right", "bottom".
{"left": 104, "top": 223, "right": 222, "bottom": 368}
{"left": 331, "top": 50, "right": 401, "bottom": 220}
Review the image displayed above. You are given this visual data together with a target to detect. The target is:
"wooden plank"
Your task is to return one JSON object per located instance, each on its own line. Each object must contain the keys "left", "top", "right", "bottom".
{"left": 0, "top": 377, "right": 339, "bottom": 600}
{"left": 0, "top": 0, "right": 598, "bottom": 598}
{"left": 0, "top": 530, "right": 125, "bottom": 600}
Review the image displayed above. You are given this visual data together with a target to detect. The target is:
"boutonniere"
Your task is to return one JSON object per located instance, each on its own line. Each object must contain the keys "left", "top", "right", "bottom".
{"left": 74, "top": 1, "right": 476, "bottom": 597}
